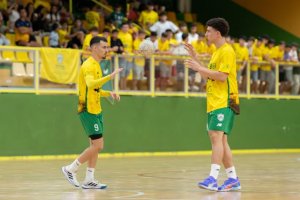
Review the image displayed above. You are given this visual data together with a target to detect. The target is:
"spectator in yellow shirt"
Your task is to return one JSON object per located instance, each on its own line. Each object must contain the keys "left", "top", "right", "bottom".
{"left": 235, "top": 36, "right": 249, "bottom": 92}
{"left": 250, "top": 37, "right": 263, "bottom": 93}
{"left": 118, "top": 22, "right": 133, "bottom": 90}
{"left": 157, "top": 32, "right": 171, "bottom": 91}
{"left": 85, "top": 5, "right": 101, "bottom": 30}
{"left": 132, "top": 30, "right": 146, "bottom": 90}
{"left": 138, "top": 3, "right": 158, "bottom": 29}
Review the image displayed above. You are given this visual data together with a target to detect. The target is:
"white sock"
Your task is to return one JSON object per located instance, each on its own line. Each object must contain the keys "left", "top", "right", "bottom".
{"left": 226, "top": 166, "right": 237, "bottom": 179}
{"left": 84, "top": 168, "right": 95, "bottom": 182}
{"left": 209, "top": 164, "right": 221, "bottom": 179}
{"left": 66, "top": 159, "right": 81, "bottom": 173}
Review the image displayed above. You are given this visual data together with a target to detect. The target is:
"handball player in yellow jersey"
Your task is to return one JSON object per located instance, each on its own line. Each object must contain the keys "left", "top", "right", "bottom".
{"left": 62, "top": 36, "right": 123, "bottom": 189}
{"left": 184, "top": 18, "right": 241, "bottom": 192}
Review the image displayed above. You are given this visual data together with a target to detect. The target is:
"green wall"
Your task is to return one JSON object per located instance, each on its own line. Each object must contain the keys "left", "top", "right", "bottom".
{"left": 0, "top": 94, "right": 299, "bottom": 156}
{"left": 192, "top": 0, "right": 300, "bottom": 43}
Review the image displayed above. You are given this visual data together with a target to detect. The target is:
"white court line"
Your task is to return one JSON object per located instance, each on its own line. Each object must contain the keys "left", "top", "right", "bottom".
{"left": 113, "top": 191, "right": 145, "bottom": 199}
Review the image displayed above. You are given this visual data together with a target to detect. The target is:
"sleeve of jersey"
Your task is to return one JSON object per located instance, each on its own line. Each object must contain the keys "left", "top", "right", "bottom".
{"left": 100, "top": 90, "right": 111, "bottom": 97}
{"left": 84, "top": 66, "right": 111, "bottom": 88}
{"left": 219, "top": 51, "right": 234, "bottom": 74}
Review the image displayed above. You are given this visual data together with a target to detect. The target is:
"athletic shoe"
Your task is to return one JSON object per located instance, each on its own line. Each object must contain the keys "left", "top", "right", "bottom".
{"left": 198, "top": 176, "right": 218, "bottom": 191}
{"left": 82, "top": 180, "right": 107, "bottom": 189}
{"left": 61, "top": 166, "right": 80, "bottom": 187}
{"left": 218, "top": 177, "right": 241, "bottom": 192}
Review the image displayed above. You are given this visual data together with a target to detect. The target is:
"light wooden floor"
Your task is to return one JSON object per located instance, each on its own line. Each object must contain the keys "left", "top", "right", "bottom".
{"left": 0, "top": 153, "right": 299, "bottom": 200}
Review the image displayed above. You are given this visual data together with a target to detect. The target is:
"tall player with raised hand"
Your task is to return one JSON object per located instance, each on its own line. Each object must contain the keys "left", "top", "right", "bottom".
{"left": 62, "top": 36, "right": 123, "bottom": 189}
{"left": 184, "top": 18, "right": 241, "bottom": 192}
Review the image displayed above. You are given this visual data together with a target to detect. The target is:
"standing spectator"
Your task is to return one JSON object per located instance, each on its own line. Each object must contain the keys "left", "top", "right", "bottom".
{"left": 234, "top": 36, "right": 249, "bottom": 91}
{"left": 138, "top": 2, "right": 158, "bottom": 29}
{"left": 110, "top": 29, "right": 124, "bottom": 54}
{"left": 25, "top": 2, "right": 34, "bottom": 22}
{"left": 250, "top": 37, "right": 263, "bottom": 93}
{"left": 157, "top": 32, "right": 171, "bottom": 91}
{"left": 127, "top": 1, "right": 139, "bottom": 22}
{"left": 291, "top": 43, "right": 300, "bottom": 95}
{"left": 85, "top": 5, "right": 101, "bottom": 30}
{"left": 58, "top": 22, "right": 69, "bottom": 48}
{"left": 49, "top": 23, "right": 60, "bottom": 47}
{"left": 188, "top": 23, "right": 199, "bottom": 44}
{"left": 117, "top": 22, "right": 133, "bottom": 90}
{"left": 150, "top": 12, "right": 178, "bottom": 37}
{"left": 132, "top": 30, "right": 146, "bottom": 90}
{"left": 175, "top": 22, "right": 187, "bottom": 43}
{"left": 15, "top": 7, "right": 40, "bottom": 46}
{"left": 110, "top": 5, "right": 125, "bottom": 28}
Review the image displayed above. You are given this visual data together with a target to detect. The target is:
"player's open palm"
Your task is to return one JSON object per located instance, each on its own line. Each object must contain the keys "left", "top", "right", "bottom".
{"left": 184, "top": 58, "right": 200, "bottom": 71}
{"left": 111, "top": 68, "right": 123, "bottom": 79}
{"left": 110, "top": 92, "right": 120, "bottom": 101}
{"left": 184, "top": 43, "right": 198, "bottom": 59}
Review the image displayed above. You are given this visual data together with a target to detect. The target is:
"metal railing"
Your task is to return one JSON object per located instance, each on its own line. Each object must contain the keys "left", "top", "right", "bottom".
{"left": 1, "top": 46, "right": 300, "bottom": 99}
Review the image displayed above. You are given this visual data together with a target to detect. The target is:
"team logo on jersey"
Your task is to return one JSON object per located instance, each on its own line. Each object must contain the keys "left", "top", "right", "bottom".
{"left": 217, "top": 114, "right": 224, "bottom": 122}
{"left": 57, "top": 54, "right": 63, "bottom": 64}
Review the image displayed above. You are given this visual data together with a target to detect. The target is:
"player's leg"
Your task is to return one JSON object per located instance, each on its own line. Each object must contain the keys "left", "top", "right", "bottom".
{"left": 81, "top": 137, "right": 107, "bottom": 189}
{"left": 198, "top": 130, "right": 223, "bottom": 191}
{"left": 218, "top": 135, "right": 241, "bottom": 191}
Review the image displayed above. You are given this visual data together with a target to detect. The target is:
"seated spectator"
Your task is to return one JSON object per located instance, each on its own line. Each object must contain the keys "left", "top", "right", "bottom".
{"left": 15, "top": 7, "right": 40, "bottom": 46}
{"left": 31, "top": 5, "right": 47, "bottom": 32}
{"left": 110, "top": 5, "right": 125, "bottom": 28}
{"left": 138, "top": 2, "right": 158, "bottom": 29}
{"left": 25, "top": 2, "right": 34, "bottom": 22}
{"left": 150, "top": 12, "right": 178, "bottom": 37}
{"left": 0, "top": 31, "right": 10, "bottom": 45}
{"left": 46, "top": 4, "right": 60, "bottom": 31}
{"left": 67, "top": 31, "right": 84, "bottom": 49}
{"left": 71, "top": 19, "right": 87, "bottom": 34}
{"left": 59, "top": 6, "right": 73, "bottom": 25}
{"left": 7, "top": 2, "right": 20, "bottom": 32}
{"left": 49, "top": 23, "right": 60, "bottom": 48}
{"left": 58, "top": 22, "right": 69, "bottom": 48}
{"left": 127, "top": 1, "right": 139, "bottom": 22}
{"left": 0, "top": 11, "right": 8, "bottom": 34}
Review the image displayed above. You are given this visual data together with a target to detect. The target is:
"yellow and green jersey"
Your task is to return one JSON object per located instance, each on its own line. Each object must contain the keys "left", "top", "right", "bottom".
{"left": 207, "top": 43, "right": 239, "bottom": 113}
{"left": 78, "top": 57, "right": 111, "bottom": 115}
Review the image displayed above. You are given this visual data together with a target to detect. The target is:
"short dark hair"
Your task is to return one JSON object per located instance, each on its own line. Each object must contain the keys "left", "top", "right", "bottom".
{"left": 182, "top": 33, "right": 189, "bottom": 40}
{"left": 90, "top": 36, "right": 107, "bottom": 47}
{"left": 103, "top": 28, "right": 110, "bottom": 33}
{"left": 89, "top": 27, "right": 99, "bottom": 33}
{"left": 161, "top": 32, "right": 168, "bottom": 38}
{"left": 112, "top": 29, "right": 118, "bottom": 34}
{"left": 150, "top": 31, "right": 157, "bottom": 37}
{"left": 159, "top": 12, "right": 167, "bottom": 17}
{"left": 206, "top": 17, "right": 229, "bottom": 37}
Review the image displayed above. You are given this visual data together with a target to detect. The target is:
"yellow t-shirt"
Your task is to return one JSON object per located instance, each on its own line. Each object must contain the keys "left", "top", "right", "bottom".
{"left": 234, "top": 45, "right": 249, "bottom": 70}
{"left": 138, "top": 10, "right": 158, "bottom": 27}
{"left": 58, "top": 29, "right": 68, "bottom": 44}
{"left": 78, "top": 57, "right": 111, "bottom": 114}
{"left": 251, "top": 44, "right": 263, "bottom": 71}
{"left": 206, "top": 43, "right": 239, "bottom": 113}
{"left": 192, "top": 40, "right": 208, "bottom": 54}
{"left": 133, "top": 38, "right": 145, "bottom": 67}
{"left": 0, "top": 0, "right": 7, "bottom": 10}
{"left": 118, "top": 31, "right": 133, "bottom": 53}
{"left": 261, "top": 45, "right": 273, "bottom": 71}
{"left": 85, "top": 11, "right": 100, "bottom": 29}
{"left": 158, "top": 38, "right": 171, "bottom": 65}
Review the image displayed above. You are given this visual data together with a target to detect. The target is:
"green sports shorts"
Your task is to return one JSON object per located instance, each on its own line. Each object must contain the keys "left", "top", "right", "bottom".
{"left": 207, "top": 107, "right": 235, "bottom": 135}
{"left": 79, "top": 111, "right": 104, "bottom": 139}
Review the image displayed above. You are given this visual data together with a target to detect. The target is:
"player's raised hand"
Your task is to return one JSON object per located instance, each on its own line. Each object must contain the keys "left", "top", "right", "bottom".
{"left": 184, "top": 43, "right": 198, "bottom": 59}
{"left": 184, "top": 58, "right": 201, "bottom": 71}
{"left": 110, "top": 68, "right": 123, "bottom": 79}
{"left": 110, "top": 92, "right": 120, "bottom": 101}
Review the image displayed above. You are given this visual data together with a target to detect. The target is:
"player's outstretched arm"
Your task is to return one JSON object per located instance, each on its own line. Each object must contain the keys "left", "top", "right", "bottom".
{"left": 85, "top": 68, "right": 123, "bottom": 88}
{"left": 184, "top": 58, "right": 228, "bottom": 81}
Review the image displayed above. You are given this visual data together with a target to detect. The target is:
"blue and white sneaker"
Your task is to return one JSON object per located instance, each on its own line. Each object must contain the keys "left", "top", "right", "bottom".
{"left": 198, "top": 176, "right": 218, "bottom": 191}
{"left": 82, "top": 180, "right": 107, "bottom": 189}
{"left": 218, "top": 177, "right": 241, "bottom": 192}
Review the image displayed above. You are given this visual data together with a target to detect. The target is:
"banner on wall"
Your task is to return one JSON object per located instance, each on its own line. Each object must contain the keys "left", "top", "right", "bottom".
{"left": 40, "top": 48, "right": 80, "bottom": 84}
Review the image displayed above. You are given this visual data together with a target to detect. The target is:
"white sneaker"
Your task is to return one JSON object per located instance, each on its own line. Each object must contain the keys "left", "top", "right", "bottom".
{"left": 62, "top": 166, "right": 80, "bottom": 187}
{"left": 82, "top": 180, "right": 107, "bottom": 189}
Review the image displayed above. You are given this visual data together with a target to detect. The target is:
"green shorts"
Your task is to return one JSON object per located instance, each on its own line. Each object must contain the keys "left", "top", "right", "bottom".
{"left": 79, "top": 111, "right": 104, "bottom": 138}
{"left": 207, "top": 107, "right": 235, "bottom": 135}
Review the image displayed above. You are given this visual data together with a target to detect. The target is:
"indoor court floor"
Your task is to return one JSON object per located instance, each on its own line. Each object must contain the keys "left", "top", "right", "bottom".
{"left": 0, "top": 153, "right": 299, "bottom": 200}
